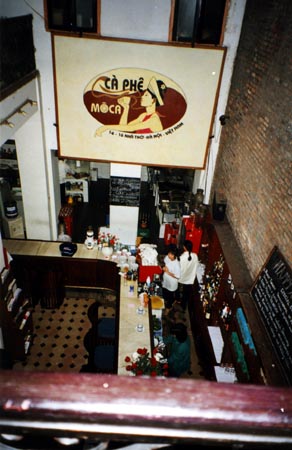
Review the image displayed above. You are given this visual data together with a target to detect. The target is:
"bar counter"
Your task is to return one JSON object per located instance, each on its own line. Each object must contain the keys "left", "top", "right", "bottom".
{"left": 118, "top": 280, "right": 151, "bottom": 375}
{"left": 2, "top": 239, "right": 152, "bottom": 375}
{"left": 3, "top": 239, "right": 107, "bottom": 259}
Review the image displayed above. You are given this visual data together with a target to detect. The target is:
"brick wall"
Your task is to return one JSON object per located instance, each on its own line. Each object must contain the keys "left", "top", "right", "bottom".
{"left": 212, "top": 0, "right": 292, "bottom": 278}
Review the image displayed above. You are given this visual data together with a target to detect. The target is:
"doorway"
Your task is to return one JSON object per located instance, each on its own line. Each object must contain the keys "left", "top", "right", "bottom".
{"left": 0, "top": 139, "right": 25, "bottom": 239}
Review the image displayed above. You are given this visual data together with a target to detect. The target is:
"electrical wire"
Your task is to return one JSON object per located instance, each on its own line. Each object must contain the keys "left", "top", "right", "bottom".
{"left": 23, "top": 0, "right": 45, "bottom": 20}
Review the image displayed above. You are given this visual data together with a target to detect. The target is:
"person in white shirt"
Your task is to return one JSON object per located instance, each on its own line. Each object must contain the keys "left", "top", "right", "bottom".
{"left": 177, "top": 240, "right": 199, "bottom": 311}
{"left": 162, "top": 244, "right": 181, "bottom": 309}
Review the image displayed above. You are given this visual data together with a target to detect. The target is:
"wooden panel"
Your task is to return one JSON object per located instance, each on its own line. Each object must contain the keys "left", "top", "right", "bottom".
{"left": 0, "top": 371, "right": 291, "bottom": 447}
{"left": 251, "top": 247, "right": 292, "bottom": 386}
{"left": 10, "top": 253, "right": 120, "bottom": 295}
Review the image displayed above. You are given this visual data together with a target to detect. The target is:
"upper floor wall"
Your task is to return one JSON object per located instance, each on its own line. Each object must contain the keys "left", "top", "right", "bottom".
{"left": 0, "top": 0, "right": 246, "bottom": 241}
{"left": 212, "top": 0, "right": 292, "bottom": 276}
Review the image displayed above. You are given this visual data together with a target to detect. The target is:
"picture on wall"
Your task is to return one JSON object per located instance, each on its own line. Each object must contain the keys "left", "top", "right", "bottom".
{"left": 53, "top": 36, "right": 225, "bottom": 168}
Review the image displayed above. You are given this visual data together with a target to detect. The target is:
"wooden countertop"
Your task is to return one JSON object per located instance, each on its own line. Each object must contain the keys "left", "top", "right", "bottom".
{"left": 118, "top": 279, "right": 151, "bottom": 375}
{"left": 3, "top": 239, "right": 109, "bottom": 260}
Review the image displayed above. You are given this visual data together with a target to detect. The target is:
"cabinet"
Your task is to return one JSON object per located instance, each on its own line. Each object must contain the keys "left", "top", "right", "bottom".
{"left": 11, "top": 253, "right": 120, "bottom": 308}
{"left": 189, "top": 221, "right": 288, "bottom": 386}
{"left": 0, "top": 263, "right": 34, "bottom": 367}
{"left": 65, "top": 178, "right": 89, "bottom": 202}
{"left": 2, "top": 215, "right": 25, "bottom": 238}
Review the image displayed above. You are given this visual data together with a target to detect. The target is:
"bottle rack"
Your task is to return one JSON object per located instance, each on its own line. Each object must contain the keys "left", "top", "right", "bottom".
{"left": 190, "top": 222, "right": 266, "bottom": 385}
{"left": 0, "top": 265, "right": 34, "bottom": 364}
{"left": 199, "top": 254, "right": 225, "bottom": 321}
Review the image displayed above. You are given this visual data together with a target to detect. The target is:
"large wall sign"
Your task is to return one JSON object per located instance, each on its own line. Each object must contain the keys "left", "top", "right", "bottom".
{"left": 53, "top": 36, "right": 225, "bottom": 168}
{"left": 251, "top": 247, "right": 292, "bottom": 386}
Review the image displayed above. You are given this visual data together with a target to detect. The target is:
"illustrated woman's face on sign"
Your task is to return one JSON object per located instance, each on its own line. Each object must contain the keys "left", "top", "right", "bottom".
{"left": 140, "top": 90, "right": 155, "bottom": 107}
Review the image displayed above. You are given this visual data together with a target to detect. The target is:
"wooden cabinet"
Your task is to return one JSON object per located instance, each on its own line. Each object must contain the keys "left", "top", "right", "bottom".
{"left": 189, "top": 221, "right": 288, "bottom": 386}
{"left": 61, "top": 257, "right": 119, "bottom": 291}
{"left": 0, "top": 264, "right": 33, "bottom": 367}
{"left": 10, "top": 254, "right": 120, "bottom": 309}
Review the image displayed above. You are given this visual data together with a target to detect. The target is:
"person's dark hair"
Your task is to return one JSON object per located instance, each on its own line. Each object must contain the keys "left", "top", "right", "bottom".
{"left": 171, "top": 323, "right": 188, "bottom": 343}
{"left": 167, "top": 243, "right": 178, "bottom": 258}
{"left": 184, "top": 240, "right": 193, "bottom": 261}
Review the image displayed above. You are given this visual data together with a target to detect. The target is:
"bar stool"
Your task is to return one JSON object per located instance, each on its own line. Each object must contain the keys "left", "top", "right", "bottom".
{"left": 97, "top": 317, "right": 116, "bottom": 339}
{"left": 94, "top": 340, "right": 116, "bottom": 373}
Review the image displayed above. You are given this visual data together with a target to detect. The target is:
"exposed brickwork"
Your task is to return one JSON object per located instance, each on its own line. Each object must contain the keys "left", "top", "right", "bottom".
{"left": 212, "top": 0, "right": 292, "bottom": 278}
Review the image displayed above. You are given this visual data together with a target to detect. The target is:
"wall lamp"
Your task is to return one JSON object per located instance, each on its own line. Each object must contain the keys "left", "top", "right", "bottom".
{"left": 0, "top": 98, "right": 38, "bottom": 128}
{"left": 219, "top": 114, "right": 230, "bottom": 126}
{"left": 1, "top": 120, "right": 15, "bottom": 128}
{"left": 18, "top": 109, "right": 27, "bottom": 116}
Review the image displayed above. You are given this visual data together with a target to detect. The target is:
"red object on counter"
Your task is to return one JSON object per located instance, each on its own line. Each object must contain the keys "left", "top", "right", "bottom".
{"left": 58, "top": 206, "right": 74, "bottom": 237}
{"left": 139, "top": 265, "right": 162, "bottom": 282}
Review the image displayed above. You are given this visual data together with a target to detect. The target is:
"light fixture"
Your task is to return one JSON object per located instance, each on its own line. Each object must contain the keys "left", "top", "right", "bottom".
{"left": 28, "top": 99, "right": 37, "bottom": 106}
{"left": 1, "top": 120, "right": 15, "bottom": 128}
{"left": 0, "top": 98, "right": 38, "bottom": 128}
{"left": 219, "top": 115, "right": 230, "bottom": 126}
{"left": 18, "top": 109, "right": 27, "bottom": 116}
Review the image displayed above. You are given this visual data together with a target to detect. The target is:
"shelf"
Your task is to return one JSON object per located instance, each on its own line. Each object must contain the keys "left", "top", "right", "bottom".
{"left": 192, "top": 221, "right": 289, "bottom": 386}
{"left": 65, "top": 178, "right": 89, "bottom": 202}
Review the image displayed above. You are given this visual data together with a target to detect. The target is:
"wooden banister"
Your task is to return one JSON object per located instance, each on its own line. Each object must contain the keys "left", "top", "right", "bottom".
{"left": 0, "top": 371, "right": 291, "bottom": 447}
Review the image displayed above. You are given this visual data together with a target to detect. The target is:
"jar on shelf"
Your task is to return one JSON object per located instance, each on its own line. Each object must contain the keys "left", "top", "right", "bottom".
{"left": 193, "top": 188, "right": 204, "bottom": 209}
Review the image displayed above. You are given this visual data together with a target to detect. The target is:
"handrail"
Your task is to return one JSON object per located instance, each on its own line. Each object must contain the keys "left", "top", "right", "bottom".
{"left": 0, "top": 371, "right": 291, "bottom": 447}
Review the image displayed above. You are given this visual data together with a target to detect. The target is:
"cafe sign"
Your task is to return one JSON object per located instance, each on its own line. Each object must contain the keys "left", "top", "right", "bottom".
{"left": 53, "top": 36, "right": 225, "bottom": 168}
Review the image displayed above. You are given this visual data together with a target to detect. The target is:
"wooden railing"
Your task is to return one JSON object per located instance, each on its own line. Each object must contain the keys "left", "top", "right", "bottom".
{"left": 0, "top": 371, "right": 291, "bottom": 448}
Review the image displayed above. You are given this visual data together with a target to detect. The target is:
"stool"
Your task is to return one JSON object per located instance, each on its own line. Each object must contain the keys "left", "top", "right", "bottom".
{"left": 97, "top": 318, "right": 116, "bottom": 339}
{"left": 94, "top": 343, "right": 115, "bottom": 373}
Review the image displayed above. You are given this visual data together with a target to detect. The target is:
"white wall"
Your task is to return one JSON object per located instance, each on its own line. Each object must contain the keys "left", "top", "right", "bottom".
{"left": 0, "top": 0, "right": 246, "bottom": 240}
{"left": 0, "top": 0, "right": 59, "bottom": 239}
{"left": 194, "top": 0, "right": 247, "bottom": 202}
{"left": 101, "top": 0, "right": 171, "bottom": 42}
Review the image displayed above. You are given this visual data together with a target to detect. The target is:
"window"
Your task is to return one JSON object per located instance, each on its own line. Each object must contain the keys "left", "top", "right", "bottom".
{"left": 45, "top": 0, "right": 98, "bottom": 33}
{"left": 0, "top": 15, "right": 37, "bottom": 99}
{"left": 171, "top": 0, "right": 227, "bottom": 45}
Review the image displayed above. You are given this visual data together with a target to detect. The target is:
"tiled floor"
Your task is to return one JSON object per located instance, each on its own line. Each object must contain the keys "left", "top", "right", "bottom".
{"left": 13, "top": 293, "right": 203, "bottom": 379}
{"left": 161, "top": 301, "right": 203, "bottom": 380}
{"left": 13, "top": 294, "right": 116, "bottom": 373}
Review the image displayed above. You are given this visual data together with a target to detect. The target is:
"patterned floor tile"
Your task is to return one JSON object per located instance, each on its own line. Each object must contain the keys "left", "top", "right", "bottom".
{"left": 12, "top": 294, "right": 203, "bottom": 379}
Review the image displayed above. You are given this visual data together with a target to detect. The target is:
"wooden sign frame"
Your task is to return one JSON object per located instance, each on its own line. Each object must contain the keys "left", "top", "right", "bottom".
{"left": 53, "top": 36, "right": 225, "bottom": 169}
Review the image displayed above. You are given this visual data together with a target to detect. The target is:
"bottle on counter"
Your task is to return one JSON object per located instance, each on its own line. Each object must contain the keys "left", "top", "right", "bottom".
{"left": 85, "top": 226, "right": 95, "bottom": 250}
{"left": 205, "top": 302, "right": 211, "bottom": 320}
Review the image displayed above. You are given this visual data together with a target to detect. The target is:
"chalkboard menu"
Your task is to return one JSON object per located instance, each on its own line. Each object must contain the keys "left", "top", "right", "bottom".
{"left": 110, "top": 176, "right": 140, "bottom": 207}
{"left": 251, "top": 247, "right": 292, "bottom": 385}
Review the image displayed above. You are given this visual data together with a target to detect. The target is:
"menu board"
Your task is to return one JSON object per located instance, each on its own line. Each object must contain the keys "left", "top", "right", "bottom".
{"left": 110, "top": 176, "right": 140, "bottom": 207}
{"left": 251, "top": 247, "right": 292, "bottom": 384}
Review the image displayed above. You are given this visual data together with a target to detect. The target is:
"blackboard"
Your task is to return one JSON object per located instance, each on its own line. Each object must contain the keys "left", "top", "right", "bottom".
{"left": 110, "top": 176, "right": 140, "bottom": 207}
{"left": 251, "top": 247, "right": 292, "bottom": 385}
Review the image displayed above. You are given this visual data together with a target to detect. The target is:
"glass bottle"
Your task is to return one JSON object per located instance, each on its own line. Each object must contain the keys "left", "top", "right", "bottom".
{"left": 193, "top": 188, "right": 204, "bottom": 209}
